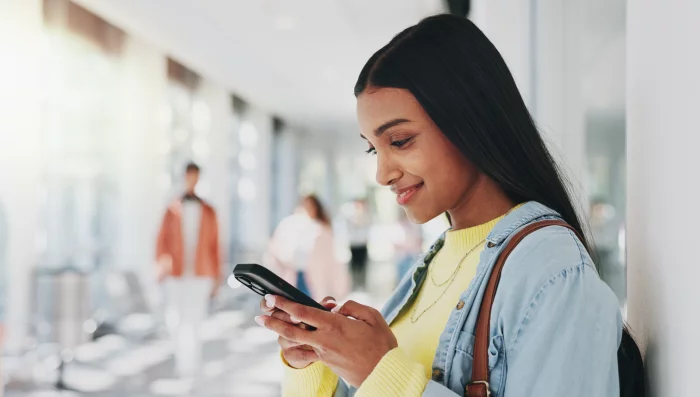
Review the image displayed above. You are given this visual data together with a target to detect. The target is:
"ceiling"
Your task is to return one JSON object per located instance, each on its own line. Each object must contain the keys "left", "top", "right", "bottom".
{"left": 72, "top": 0, "right": 445, "bottom": 133}
{"left": 72, "top": 0, "right": 625, "bottom": 133}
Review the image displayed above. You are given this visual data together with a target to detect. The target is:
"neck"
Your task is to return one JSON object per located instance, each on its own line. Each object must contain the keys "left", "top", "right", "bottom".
{"left": 183, "top": 190, "right": 198, "bottom": 200}
{"left": 447, "top": 175, "right": 516, "bottom": 230}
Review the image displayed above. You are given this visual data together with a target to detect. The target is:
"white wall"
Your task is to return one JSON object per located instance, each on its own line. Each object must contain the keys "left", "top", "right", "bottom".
{"left": 626, "top": 0, "right": 700, "bottom": 395}
{"left": 470, "top": 0, "right": 533, "bottom": 104}
{"left": 0, "top": 0, "right": 43, "bottom": 351}
{"left": 115, "top": 38, "right": 168, "bottom": 273}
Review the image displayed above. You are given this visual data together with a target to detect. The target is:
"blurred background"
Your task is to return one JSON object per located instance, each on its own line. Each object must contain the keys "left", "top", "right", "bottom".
{"left": 1, "top": 0, "right": 689, "bottom": 396}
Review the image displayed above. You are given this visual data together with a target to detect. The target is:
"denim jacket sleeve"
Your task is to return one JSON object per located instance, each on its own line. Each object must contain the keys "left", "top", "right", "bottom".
{"left": 502, "top": 262, "right": 622, "bottom": 396}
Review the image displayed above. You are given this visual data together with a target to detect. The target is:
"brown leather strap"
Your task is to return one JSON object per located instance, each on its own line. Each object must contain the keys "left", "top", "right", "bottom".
{"left": 466, "top": 220, "right": 581, "bottom": 397}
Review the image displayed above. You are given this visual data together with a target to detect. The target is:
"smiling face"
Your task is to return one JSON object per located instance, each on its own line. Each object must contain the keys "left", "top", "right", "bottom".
{"left": 357, "top": 86, "right": 481, "bottom": 224}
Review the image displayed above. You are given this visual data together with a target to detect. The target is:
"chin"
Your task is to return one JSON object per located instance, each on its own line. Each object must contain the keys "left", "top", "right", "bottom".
{"left": 405, "top": 208, "right": 441, "bottom": 225}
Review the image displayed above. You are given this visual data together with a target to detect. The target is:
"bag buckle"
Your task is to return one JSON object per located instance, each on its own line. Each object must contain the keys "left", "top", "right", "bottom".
{"left": 466, "top": 380, "right": 491, "bottom": 397}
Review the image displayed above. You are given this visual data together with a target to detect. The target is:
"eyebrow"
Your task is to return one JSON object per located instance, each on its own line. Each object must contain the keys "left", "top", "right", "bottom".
{"left": 359, "top": 118, "right": 412, "bottom": 140}
{"left": 374, "top": 118, "right": 411, "bottom": 137}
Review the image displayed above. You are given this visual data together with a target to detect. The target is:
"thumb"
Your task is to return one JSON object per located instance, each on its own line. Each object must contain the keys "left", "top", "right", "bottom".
{"left": 332, "top": 300, "right": 379, "bottom": 324}
{"left": 319, "top": 296, "right": 337, "bottom": 311}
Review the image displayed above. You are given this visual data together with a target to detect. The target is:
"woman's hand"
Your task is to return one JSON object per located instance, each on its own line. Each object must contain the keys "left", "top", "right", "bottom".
{"left": 259, "top": 295, "right": 338, "bottom": 369}
{"left": 255, "top": 295, "right": 398, "bottom": 387}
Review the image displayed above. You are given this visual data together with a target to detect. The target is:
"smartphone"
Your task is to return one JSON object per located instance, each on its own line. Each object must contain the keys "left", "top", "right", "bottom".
{"left": 233, "top": 263, "right": 329, "bottom": 312}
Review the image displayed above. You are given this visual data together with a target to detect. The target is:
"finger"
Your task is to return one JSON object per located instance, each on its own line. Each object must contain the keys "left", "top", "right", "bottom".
{"left": 278, "top": 335, "right": 312, "bottom": 350}
{"left": 271, "top": 309, "right": 316, "bottom": 330}
{"left": 264, "top": 294, "right": 277, "bottom": 310}
{"left": 255, "top": 315, "right": 318, "bottom": 347}
{"left": 260, "top": 297, "right": 274, "bottom": 313}
{"left": 332, "top": 300, "right": 381, "bottom": 324}
{"left": 282, "top": 347, "right": 319, "bottom": 366}
{"left": 320, "top": 296, "right": 337, "bottom": 310}
{"left": 271, "top": 309, "right": 301, "bottom": 324}
{"left": 267, "top": 295, "right": 334, "bottom": 327}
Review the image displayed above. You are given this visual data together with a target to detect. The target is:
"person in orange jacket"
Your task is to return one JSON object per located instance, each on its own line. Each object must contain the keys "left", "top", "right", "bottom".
{"left": 156, "top": 162, "right": 221, "bottom": 378}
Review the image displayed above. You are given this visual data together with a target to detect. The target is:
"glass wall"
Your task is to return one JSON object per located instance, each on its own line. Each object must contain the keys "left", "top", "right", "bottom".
{"left": 28, "top": 0, "right": 285, "bottom": 337}
{"left": 580, "top": 1, "right": 627, "bottom": 305}
{"left": 529, "top": 0, "right": 627, "bottom": 306}
{"left": 231, "top": 100, "right": 275, "bottom": 260}
{"left": 41, "top": 3, "right": 126, "bottom": 274}
{"left": 269, "top": 118, "right": 299, "bottom": 234}
{"left": 0, "top": 201, "right": 7, "bottom": 328}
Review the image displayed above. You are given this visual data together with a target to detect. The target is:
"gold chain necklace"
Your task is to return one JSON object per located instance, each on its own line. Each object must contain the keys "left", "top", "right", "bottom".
{"left": 429, "top": 239, "right": 486, "bottom": 286}
{"left": 409, "top": 205, "right": 519, "bottom": 324}
{"left": 410, "top": 240, "right": 486, "bottom": 323}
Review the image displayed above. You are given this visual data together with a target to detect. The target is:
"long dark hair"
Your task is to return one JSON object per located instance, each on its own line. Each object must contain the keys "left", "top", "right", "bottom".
{"left": 354, "top": 14, "right": 590, "bottom": 251}
{"left": 355, "top": 14, "right": 644, "bottom": 396}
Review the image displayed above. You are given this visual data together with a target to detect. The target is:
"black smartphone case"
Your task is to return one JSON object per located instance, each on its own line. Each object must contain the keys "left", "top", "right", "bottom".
{"left": 233, "top": 263, "right": 329, "bottom": 311}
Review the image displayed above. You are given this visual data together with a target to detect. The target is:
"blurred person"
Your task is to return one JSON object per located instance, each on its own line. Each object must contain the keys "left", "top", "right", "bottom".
{"left": 156, "top": 162, "right": 221, "bottom": 378}
{"left": 392, "top": 209, "right": 423, "bottom": 284}
{"left": 256, "top": 15, "right": 642, "bottom": 397}
{"left": 342, "top": 199, "right": 371, "bottom": 290}
{"left": 265, "top": 195, "right": 350, "bottom": 301}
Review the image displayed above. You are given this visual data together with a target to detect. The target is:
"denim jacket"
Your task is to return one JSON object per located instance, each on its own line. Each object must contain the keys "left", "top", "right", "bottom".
{"left": 336, "top": 202, "right": 622, "bottom": 397}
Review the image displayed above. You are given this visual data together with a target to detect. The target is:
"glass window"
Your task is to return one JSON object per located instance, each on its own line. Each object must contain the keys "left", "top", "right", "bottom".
{"left": 0, "top": 201, "right": 7, "bottom": 325}
{"left": 581, "top": 3, "right": 627, "bottom": 306}
{"left": 42, "top": 27, "right": 123, "bottom": 273}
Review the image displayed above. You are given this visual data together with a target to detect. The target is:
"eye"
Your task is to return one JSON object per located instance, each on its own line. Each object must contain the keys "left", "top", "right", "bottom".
{"left": 391, "top": 137, "right": 413, "bottom": 148}
{"left": 365, "top": 147, "right": 376, "bottom": 155}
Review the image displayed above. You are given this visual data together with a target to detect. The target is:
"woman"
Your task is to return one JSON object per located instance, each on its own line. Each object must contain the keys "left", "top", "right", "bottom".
{"left": 257, "top": 15, "right": 625, "bottom": 396}
{"left": 265, "top": 195, "right": 350, "bottom": 301}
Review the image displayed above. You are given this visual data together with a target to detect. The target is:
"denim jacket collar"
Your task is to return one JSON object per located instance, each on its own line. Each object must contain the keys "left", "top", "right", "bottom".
{"left": 383, "top": 201, "right": 562, "bottom": 325}
{"left": 487, "top": 201, "right": 562, "bottom": 245}
{"left": 422, "top": 201, "right": 560, "bottom": 264}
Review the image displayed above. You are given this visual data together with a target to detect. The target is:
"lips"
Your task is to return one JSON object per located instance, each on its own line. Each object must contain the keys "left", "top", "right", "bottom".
{"left": 394, "top": 182, "right": 424, "bottom": 205}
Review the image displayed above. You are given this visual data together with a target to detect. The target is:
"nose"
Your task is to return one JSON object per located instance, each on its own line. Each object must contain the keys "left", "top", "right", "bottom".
{"left": 375, "top": 151, "right": 402, "bottom": 186}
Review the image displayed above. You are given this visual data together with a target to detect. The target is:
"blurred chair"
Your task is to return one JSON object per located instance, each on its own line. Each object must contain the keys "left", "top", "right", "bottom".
{"left": 31, "top": 266, "right": 91, "bottom": 389}
{"left": 103, "top": 271, "right": 158, "bottom": 340}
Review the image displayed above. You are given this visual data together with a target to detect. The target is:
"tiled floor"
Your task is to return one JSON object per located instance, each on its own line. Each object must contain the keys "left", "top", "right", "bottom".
{"left": 3, "top": 260, "right": 397, "bottom": 397}
{"left": 5, "top": 312, "right": 284, "bottom": 397}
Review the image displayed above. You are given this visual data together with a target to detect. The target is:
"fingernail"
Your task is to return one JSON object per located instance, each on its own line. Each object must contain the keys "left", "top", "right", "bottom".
{"left": 327, "top": 299, "right": 337, "bottom": 305}
{"left": 290, "top": 316, "right": 301, "bottom": 324}
{"left": 265, "top": 295, "right": 275, "bottom": 309}
{"left": 254, "top": 316, "right": 265, "bottom": 327}
{"left": 331, "top": 306, "right": 340, "bottom": 313}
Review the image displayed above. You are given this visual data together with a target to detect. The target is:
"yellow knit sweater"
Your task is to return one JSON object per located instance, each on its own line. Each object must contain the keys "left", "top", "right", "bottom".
{"left": 282, "top": 214, "right": 507, "bottom": 397}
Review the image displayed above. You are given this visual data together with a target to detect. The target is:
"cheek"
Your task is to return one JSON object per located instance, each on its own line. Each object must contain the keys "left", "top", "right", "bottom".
{"left": 420, "top": 141, "right": 478, "bottom": 206}
{"left": 423, "top": 142, "right": 470, "bottom": 187}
